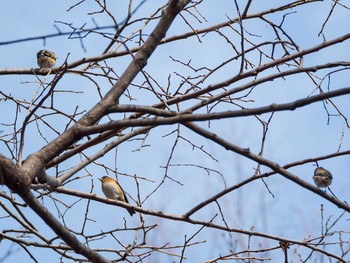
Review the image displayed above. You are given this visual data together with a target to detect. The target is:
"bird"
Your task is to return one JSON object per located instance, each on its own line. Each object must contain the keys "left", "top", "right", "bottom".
{"left": 98, "top": 176, "right": 135, "bottom": 216}
{"left": 313, "top": 167, "right": 333, "bottom": 188}
{"left": 37, "top": 50, "right": 57, "bottom": 68}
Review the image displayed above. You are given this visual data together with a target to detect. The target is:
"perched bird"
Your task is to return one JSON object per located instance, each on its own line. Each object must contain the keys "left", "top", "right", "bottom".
{"left": 313, "top": 167, "right": 333, "bottom": 188}
{"left": 98, "top": 176, "right": 135, "bottom": 216}
{"left": 37, "top": 50, "right": 57, "bottom": 68}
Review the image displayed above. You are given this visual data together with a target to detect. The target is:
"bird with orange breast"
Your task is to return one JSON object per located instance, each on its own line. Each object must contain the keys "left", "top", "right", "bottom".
{"left": 98, "top": 176, "right": 135, "bottom": 216}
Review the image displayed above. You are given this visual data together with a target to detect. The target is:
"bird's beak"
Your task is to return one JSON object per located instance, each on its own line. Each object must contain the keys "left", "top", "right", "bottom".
{"left": 98, "top": 178, "right": 102, "bottom": 182}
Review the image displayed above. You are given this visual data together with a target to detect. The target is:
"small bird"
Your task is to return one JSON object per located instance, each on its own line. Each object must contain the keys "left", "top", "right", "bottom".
{"left": 37, "top": 50, "right": 57, "bottom": 68}
{"left": 98, "top": 176, "right": 135, "bottom": 216}
{"left": 313, "top": 167, "right": 333, "bottom": 188}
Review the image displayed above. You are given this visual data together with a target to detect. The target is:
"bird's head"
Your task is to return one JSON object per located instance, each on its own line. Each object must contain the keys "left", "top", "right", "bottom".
{"left": 98, "top": 176, "right": 109, "bottom": 183}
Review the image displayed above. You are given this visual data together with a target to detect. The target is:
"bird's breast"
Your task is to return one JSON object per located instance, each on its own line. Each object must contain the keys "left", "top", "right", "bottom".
{"left": 102, "top": 183, "right": 121, "bottom": 200}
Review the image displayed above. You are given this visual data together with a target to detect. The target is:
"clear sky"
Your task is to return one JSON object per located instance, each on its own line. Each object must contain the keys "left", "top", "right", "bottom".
{"left": 0, "top": 1, "right": 350, "bottom": 262}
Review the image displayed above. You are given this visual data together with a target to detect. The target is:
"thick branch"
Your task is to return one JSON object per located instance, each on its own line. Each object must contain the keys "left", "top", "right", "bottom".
{"left": 0, "top": 154, "right": 109, "bottom": 262}
{"left": 22, "top": 0, "right": 191, "bottom": 181}
{"left": 19, "top": 190, "right": 110, "bottom": 263}
{"left": 78, "top": 86, "right": 350, "bottom": 135}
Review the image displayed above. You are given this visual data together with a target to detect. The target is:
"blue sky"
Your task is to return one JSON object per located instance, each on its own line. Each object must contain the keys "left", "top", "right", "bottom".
{"left": 1, "top": 1, "right": 350, "bottom": 262}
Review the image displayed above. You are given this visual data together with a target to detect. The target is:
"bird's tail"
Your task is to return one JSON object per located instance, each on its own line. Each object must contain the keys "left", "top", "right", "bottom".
{"left": 127, "top": 207, "right": 136, "bottom": 216}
